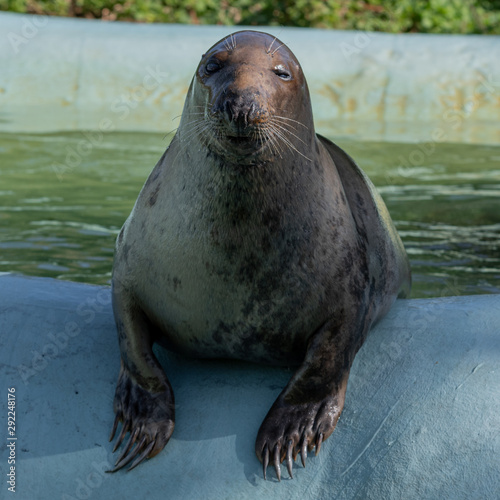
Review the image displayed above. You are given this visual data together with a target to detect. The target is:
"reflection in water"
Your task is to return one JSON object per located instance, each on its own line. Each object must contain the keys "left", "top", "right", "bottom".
{"left": 0, "top": 132, "right": 498, "bottom": 298}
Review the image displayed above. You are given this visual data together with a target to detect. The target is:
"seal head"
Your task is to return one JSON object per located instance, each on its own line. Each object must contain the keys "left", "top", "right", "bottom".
{"left": 181, "top": 31, "right": 315, "bottom": 164}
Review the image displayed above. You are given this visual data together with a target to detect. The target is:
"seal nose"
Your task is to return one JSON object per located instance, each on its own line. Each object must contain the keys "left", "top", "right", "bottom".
{"left": 218, "top": 89, "right": 260, "bottom": 135}
{"left": 224, "top": 99, "right": 256, "bottom": 127}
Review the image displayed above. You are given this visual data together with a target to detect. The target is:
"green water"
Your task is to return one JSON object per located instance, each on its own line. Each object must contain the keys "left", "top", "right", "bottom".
{"left": 0, "top": 132, "right": 499, "bottom": 298}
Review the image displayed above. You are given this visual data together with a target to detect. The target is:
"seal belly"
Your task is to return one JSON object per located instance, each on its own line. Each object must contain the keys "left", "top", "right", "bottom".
{"left": 119, "top": 139, "right": 336, "bottom": 365}
{"left": 133, "top": 222, "right": 324, "bottom": 366}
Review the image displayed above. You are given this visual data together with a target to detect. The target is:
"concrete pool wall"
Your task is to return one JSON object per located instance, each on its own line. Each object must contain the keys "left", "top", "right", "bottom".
{"left": 1, "top": 12, "right": 499, "bottom": 144}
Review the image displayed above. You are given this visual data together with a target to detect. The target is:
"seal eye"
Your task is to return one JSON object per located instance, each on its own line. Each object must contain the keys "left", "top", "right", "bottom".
{"left": 274, "top": 66, "right": 292, "bottom": 81}
{"left": 205, "top": 60, "right": 222, "bottom": 75}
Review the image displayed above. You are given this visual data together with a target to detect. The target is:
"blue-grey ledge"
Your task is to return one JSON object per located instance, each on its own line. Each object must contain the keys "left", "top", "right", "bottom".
{"left": 0, "top": 274, "right": 498, "bottom": 499}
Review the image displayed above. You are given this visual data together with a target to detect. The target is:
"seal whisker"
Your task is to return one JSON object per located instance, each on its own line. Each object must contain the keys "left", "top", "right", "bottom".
{"left": 260, "top": 123, "right": 283, "bottom": 158}
{"left": 257, "top": 126, "right": 280, "bottom": 158}
{"left": 171, "top": 119, "right": 214, "bottom": 167}
{"left": 162, "top": 129, "right": 176, "bottom": 142}
{"left": 268, "top": 125, "right": 287, "bottom": 158}
{"left": 162, "top": 126, "right": 180, "bottom": 141}
{"left": 257, "top": 127, "right": 269, "bottom": 154}
{"left": 276, "top": 132, "right": 310, "bottom": 160}
{"left": 224, "top": 33, "right": 237, "bottom": 52}
{"left": 257, "top": 131, "right": 267, "bottom": 155}
{"left": 269, "top": 118, "right": 308, "bottom": 146}
{"left": 180, "top": 116, "right": 209, "bottom": 127}
{"left": 179, "top": 119, "right": 211, "bottom": 142}
{"left": 179, "top": 116, "right": 204, "bottom": 127}
{"left": 266, "top": 35, "right": 278, "bottom": 54}
{"left": 275, "top": 130, "right": 311, "bottom": 162}
{"left": 189, "top": 118, "right": 221, "bottom": 153}
{"left": 198, "top": 126, "right": 216, "bottom": 151}
{"left": 178, "top": 117, "right": 208, "bottom": 133}
{"left": 268, "top": 122, "right": 302, "bottom": 149}
{"left": 269, "top": 119, "right": 312, "bottom": 160}
{"left": 268, "top": 123, "right": 311, "bottom": 162}
{"left": 269, "top": 138, "right": 284, "bottom": 159}
{"left": 178, "top": 126, "right": 213, "bottom": 159}
{"left": 273, "top": 115, "right": 310, "bottom": 130}
{"left": 270, "top": 117, "right": 300, "bottom": 132}
{"left": 271, "top": 42, "right": 287, "bottom": 57}
{"left": 178, "top": 127, "right": 207, "bottom": 146}
{"left": 266, "top": 129, "right": 285, "bottom": 158}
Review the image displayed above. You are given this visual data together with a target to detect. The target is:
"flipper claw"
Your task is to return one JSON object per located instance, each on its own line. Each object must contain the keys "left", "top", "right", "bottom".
{"left": 112, "top": 435, "right": 147, "bottom": 472}
{"left": 273, "top": 444, "right": 281, "bottom": 482}
{"left": 300, "top": 440, "right": 307, "bottom": 468}
{"left": 286, "top": 439, "right": 293, "bottom": 479}
{"left": 115, "top": 427, "right": 140, "bottom": 465}
{"left": 128, "top": 439, "right": 156, "bottom": 472}
{"left": 113, "top": 420, "right": 130, "bottom": 453}
{"left": 262, "top": 444, "right": 269, "bottom": 480}
{"left": 315, "top": 432, "right": 323, "bottom": 456}
{"left": 109, "top": 413, "right": 120, "bottom": 442}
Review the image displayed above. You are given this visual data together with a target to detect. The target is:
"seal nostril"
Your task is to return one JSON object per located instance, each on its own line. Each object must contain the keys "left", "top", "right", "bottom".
{"left": 224, "top": 101, "right": 234, "bottom": 123}
{"left": 248, "top": 103, "right": 257, "bottom": 123}
{"left": 224, "top": 100, "right": 245, "bottom": 129}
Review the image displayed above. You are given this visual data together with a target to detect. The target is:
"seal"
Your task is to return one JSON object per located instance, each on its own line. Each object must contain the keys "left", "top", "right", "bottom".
{"left": 108, "top": 30, "right": 411, "bottom": 479}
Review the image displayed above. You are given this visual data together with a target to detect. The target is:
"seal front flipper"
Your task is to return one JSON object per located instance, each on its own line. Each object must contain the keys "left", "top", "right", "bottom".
{"left": 108, "top": 286, "right": 175, "bottom": 472}
{"left": 255, "top": 316, "right": 356, "bottom": 481}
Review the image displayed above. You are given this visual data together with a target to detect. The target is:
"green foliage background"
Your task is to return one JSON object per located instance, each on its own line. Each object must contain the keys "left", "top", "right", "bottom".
{"left": 1, "top": 0, "right": 500, "bottom": 33}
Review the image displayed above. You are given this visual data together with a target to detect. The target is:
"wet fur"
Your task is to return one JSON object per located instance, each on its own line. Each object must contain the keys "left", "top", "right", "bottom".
{"left": 110, "top": 30, "right": 411, "bottom": 479}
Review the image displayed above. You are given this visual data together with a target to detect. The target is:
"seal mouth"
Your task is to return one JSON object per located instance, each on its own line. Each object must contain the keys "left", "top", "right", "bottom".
{"left": 226, "top": 134, "right": 258, "bottom": 145}
{"left": 223, "top": 132, "right": 266, "bottom": 154}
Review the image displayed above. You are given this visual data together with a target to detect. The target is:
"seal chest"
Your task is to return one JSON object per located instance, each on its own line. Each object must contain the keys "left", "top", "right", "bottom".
{"left": 109, "top": 30, "right": 411, "bottom": 479}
